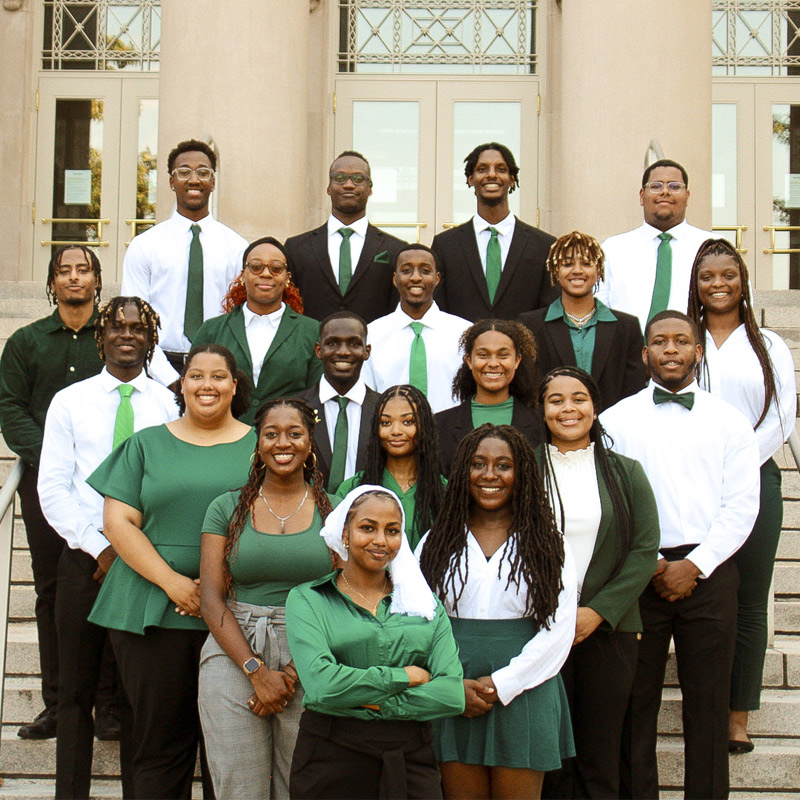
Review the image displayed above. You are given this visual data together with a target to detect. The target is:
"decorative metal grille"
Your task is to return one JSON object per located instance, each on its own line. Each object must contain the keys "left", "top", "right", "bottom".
{"left": 713, "top": 1, "right": 800, "bottom": 75}
{"left": 338, "top": 1, "right": 537, "bottom": 74}
{"left": 42, "top": 0, "right": 160, "bottom": 71}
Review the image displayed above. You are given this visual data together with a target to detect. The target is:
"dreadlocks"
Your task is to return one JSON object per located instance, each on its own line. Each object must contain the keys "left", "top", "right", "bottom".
{"left": 95, "top": 296, "right": 159, "bottom": 364}
{"left": 687, "top": 238, "right": 777, "bottom": 428}
{"left": 419, "top": 424, "right": 563, "bottom": 629}
{"left": 538, "top": 367, "right": 634, "bottom": 579}
{"left": 361, "top": 385, "right": 445, "bottom": 545}
{"left": 221, "top": 397, "right": 333, "bottom": 598}
{"left": 451, "top": 319, "right": 539, "bottom": 407}
{"left": 46, "top": 245, "right": 102, "bottom": 306}
{"left": 546, "top": 230, "right": 605, "bottom": 286}
{"left": 463, "top": 142, "right": 519, "bottom": 193}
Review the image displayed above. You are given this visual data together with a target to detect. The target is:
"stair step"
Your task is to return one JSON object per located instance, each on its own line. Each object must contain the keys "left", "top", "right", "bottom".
{"left": 0, "top": 778, "right": 203, "bottom": 799}
{"left": 2, "top": 678, "right": 44, "bottom": 724}
{"left": 775, "top": 562, "right": 800, "bottom": 595}
{"left": 776, "top": 599, "right": 800, "bottom": 633}
{"left": 5, "top": 623, "right": 40, "bottom": 676}
{"left": 779, "top": 530, "right": 800, "bottom": 560}
{"left": 10, "top": 553, "right": 31, "bottom": 585}
{"left": 9, "top": 586, "right": 35, "bottom": 622}
{"left": 783, "top": 501, "right": 800, "bottom": 531}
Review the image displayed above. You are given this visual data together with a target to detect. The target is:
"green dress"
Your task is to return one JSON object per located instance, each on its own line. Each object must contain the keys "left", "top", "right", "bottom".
{"left": 87, "top": 425, "right": 257, "bottom": 633}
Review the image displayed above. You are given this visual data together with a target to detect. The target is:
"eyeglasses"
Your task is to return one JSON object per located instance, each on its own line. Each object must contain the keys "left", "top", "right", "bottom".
{"left": 644, "top": 181, "right": 686, "bottom": 194}
{"left": 330, "top": 172, "right": 370, "bottom": 185}
{"left": 245, "top": 261, "right": 288, "bottom": 277}
{"left": 171, "top": 167, "right": 215, "bottom": 182}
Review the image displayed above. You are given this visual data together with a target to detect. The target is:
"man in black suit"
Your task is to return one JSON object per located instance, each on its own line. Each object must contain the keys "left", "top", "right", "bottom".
{"left": 432, "top": 142, "right": 558, "bottom": 321}
{"left": 297, "top": 312, "right": 379, "bottom": 491}
{"left": 285, "top": 151, "right": 406, "bottom": 323}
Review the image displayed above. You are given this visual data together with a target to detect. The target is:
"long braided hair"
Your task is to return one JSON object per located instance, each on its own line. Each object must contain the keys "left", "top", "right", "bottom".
{"left": 221, "top": 397, "right": 333, "bottom": 598}
{"left": 687, "top": 238, "right": 778, "bottom": 429}
{"left": 419, "top": 424, "right": 564, "bottom": 629}
{"left": 361, "top": 385, "right": 445, "bottom": 545}
{"left": 95, "top": 296, "right": 160, "bottom": 366}
{"left": 538, "top": 367, "right": 634, "bottom": 579}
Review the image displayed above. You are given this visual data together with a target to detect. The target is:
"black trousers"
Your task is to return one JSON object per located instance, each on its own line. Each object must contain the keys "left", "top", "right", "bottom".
{"left": 620, "top": 558, "right": 739, "bottom": 800}
{"left": 18, "top": 464, "right": 64, "bottom": 710}
{"left": 290, "top": 709, "right": 442, "bottom": 800}
{"left": 55, "top": 547, "right": 132, "bottom": 799}
{"left": 109, "top": 626, "right": 213, "bottom": 800}
{"left": 544, "top": 629, "right": 640, "bottom": 799}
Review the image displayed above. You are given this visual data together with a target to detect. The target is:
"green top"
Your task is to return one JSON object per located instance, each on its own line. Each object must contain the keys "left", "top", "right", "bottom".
{"left": 470, "top": 395, "right": 514, "bottom": 428}
{"left": 286, "top": 571, "right": 464, "bottom": 721}
{"left": 192, "top": 304, "right": 322, "bottom": 425}
{"left": 0, "top": 309, "right": 103, "bottom": 468}
{"left": 545, "top": 297, "right": 617, "bottom": 374}
{"left": 203, "top": 490, "right": 335, "bottom": 606}
{"left": 335, "top": 469, "right": 447, "bottom": 550}
{"left": 86, "top": 424, "right": 257, "bottom": 633}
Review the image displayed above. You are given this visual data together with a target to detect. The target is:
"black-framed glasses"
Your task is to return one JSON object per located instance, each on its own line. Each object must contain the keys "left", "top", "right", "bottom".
{"left": 171, "top": 166, "right": 215, "bottom": 182}
{"left": 245, "top": 261, "right": 288, "bottom": 277}
{"left": 330, "top": 172, "right": 370, "bottom": 185}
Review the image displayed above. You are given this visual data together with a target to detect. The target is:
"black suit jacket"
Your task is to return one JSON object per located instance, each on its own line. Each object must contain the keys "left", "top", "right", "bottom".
{"left": 297, "top": 382, "right": 381, "bottom": 489}
{"left": 432, "top": 218, "right": 558, "bottom": 322}
{"left": 434, "top": 400, "right": 544, "bottom": 477}
{"left": 517, "top": 307, "right": 647, "bottom": 412}
{"left": 285, "top": 223, "right": 406, "bottom": 323}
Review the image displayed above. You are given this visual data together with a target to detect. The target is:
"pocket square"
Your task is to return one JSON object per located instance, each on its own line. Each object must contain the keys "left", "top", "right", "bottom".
{"left": 374, "top": 250, "right": 390, "bottom": 264}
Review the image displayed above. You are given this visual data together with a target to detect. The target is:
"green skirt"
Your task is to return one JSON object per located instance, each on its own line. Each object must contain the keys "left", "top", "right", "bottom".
{"left": 434, "top": 617, "right": 574, "bottom": 771}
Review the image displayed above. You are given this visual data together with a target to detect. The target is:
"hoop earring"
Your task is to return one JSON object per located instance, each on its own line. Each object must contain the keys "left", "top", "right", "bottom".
{"left": 305, "top": 450, "right": 318, "bottom": 473}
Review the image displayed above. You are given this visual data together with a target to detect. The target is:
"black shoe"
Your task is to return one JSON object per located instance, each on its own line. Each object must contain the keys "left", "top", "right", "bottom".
{"left": 94, "top": 705, "right": 121, "bottom": 741}
{"left": 17, "top": 706, "right": 57, "bottom": 740}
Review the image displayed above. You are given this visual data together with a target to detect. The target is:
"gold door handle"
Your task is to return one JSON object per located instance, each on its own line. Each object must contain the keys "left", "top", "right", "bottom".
{"left": 124, "top": 218, "right": 157, "bottom": 246}
{"left": 711, "top": 225, "right": 748, "bottom": 254}
{"left": 373, "top": 222, "right": 428, "bottom": 243}
{"left": 763, "top": 225, "right": 800, "bottom": 254}
{"left": 41, "top": 218, "right": 111, "bottom": 247}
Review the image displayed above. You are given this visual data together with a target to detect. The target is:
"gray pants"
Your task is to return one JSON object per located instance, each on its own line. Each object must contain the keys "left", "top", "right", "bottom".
{"left": 198, "top": 602, "right": 302, "bottom": 800}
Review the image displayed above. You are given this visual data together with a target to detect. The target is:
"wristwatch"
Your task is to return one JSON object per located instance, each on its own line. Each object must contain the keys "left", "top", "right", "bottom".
{"left": 242, "top": 656, "right": 264, "bottom": 675}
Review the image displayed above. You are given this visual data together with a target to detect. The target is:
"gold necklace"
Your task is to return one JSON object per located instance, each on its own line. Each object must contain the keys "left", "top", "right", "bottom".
{"left": 340, "top": 570, "right": 388, "bottom": 615}
{"left": 258, "top": 484, "right": 308, "bottom": 534}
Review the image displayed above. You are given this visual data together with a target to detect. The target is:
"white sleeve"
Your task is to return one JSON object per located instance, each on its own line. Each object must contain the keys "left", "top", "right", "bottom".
{"left": 147, "top": 346, "right": 180, "bottom": 387}
{"left": 491, "top": 542, "right": 578, "bottom": 705}
{"left": 755, "top": 332, "right": 797, "bottom": 464}
{"left": 595, "top": 239, "right": 614, "bottom": 307}
{"left": 121, "top": 236, "right": 151, "bottom": 301}
{"left": 37, "top": 396, "right": 109, "bottom": 559}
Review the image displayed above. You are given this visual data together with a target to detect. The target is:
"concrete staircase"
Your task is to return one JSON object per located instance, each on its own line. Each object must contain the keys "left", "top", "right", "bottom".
{"left": 0, "top": 282, "right": 797, "bottom": 798}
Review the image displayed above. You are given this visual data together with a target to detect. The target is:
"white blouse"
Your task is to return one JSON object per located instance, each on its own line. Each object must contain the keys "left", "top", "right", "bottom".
{"left": 415, "top": 531, "right": 577, "bottom": 707}
{"left": 701, "top": 325, "right": 796, "bottom": 465}
{"left": 546, "top": 444, "right": 602, "bottom": 595}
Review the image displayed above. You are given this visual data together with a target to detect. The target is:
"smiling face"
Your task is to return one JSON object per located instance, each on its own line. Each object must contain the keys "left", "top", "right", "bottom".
{"left": 243, "top": 242, "right": 289, "bottom": 315}
{"left": 102, "top": 302, "right": 150, "bottom": 379}
{"left": 393, "top": 249, "right": 440, "bottom": 314}
{"left": 181, "top": 351, "right": 237, "bottom": 421}
{"left": 378, "top": 396, "right": 418, "bottom": 460}
{"left": 555, "top": 247, "right": 599, "bottom": 299}
{"left": 315, "top": 317, "right": 370, "bottom": 394}
{"left": 543, "top": 375, "right": 596, "bottom": 452}
{"left": 257, "top": 405, "right": 311, "bottom": 478}
{"left": 465, "top": 330, "right": 521, "bottom": 402}
{"left": 468, "top": 148, "right": 515, "bottom": 207}
{"left": 49, "top": 247, "right": 98, "bottom": 307}
{"left": 640, "top": 166, "right": 689, "bottom": 232}
{"left": 696, "top": 253, "right": 743, "bottom": 318}
{"left": 644, "top": 318, "right": 702, "bottom": 392}
{"left": 343, "top": 494, "right": 404, "bottom": 576}
{"left": 169, "top": 150, "right": 214, "bottom": 219}
{"left": 469, "top": 436, "right": 515, "bottom": 513}
{"left": 327, "top": 155, "right": 372, "bottom": 222}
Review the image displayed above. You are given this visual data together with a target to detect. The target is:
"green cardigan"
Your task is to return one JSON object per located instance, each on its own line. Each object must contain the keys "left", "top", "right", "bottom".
{"left": 193, "top": 304, "right": 322, "bottom": 425}
{"left": 537, "top": 445, "right": 660, "bottom": 633}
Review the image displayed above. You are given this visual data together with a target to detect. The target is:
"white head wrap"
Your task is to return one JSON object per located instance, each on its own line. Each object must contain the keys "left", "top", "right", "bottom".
{"left": 320, "top": 484, "right": 438, "bottom": 620}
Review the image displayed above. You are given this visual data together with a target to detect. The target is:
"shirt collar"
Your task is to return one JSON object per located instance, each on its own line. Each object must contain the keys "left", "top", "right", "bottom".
{"left": 242, "top": 302, "right": 285, "bottom": 329}
{"left": 641, "top": 218, "right": 689, "bottom": 241}
{"left": 99, "top": 365, "right": 149, "bottom": 394}
{"left": 473, "top": 211, "right": 515, "bottom": 238}
{"left": 47, "top": 307, "right": 99, "bottom": 334}
{"left": 545, "top": 297, "right": 617, "bottom": 323}
{"left": 393, "top": 301, "right": 441, "bottom": 329}
{"left": 327, "top": 214, "right": 369, "bottom": 239}
{"left": 319, "top": 375, "right": 367, "bottom": 405}
{"left": 171, "top": 209, "right": 213, "bottom": 232}
{"left": 648, "top": 377, "right": 699, "bottom": 396}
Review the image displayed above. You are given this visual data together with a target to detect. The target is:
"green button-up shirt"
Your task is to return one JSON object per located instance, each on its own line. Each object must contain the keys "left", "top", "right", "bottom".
{"left": 0, "top": 308, "right": 102, "bottom": 468}
{"left": 546, "top": 297, "right": 617, "bottom": 374}
{"left": 286, "top": 571, "right": 464, "bottom": 721}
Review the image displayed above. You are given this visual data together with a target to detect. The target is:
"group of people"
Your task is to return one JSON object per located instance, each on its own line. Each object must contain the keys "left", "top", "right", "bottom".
{"left": 0, "top": 136, "right": 795, "bottom": 800}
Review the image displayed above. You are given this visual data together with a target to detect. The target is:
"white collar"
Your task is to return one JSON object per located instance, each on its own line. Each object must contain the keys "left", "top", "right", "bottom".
{"left": 319, "top": 375, "right": 368, "bottom": 405}
{"left": 473, "top": 210, "right": 515, "bottom": 238}
{"left": 648, "top": 377, "right": 699, "bottom": 396}
{"left": 242, "top": 302, "right": 285, "bottom": 328}
{"left": 391, "top": 301, "right": 441, "bottom": 329}
{"left": 327, "top": 214, "right": 369, "bottom": 238}
{"left": 641, "top": 218, "right": 690, "bottom": 241}
{"left": 99, "top": 365, "right": 149, "bottom": 394}
{"left": 170, "top": 209, "right": 213, "bottom": 232}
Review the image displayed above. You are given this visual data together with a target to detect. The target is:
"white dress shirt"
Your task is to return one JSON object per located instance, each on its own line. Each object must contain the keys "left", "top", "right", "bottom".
{"left": 701, "top": 326, "right": 797, "bottom": 465}
{"left": 472, "top": 211, "right": 516, "bottom": 274}
{"left": 415, "top": 531, "right": 577, "bottom": 706}
{"left": 318, "top": 376, "right": 368, "bottom": 481}
{"left": 598, "top": 220, "right": 713, "bottom": 334}
{"left": 326, "top": 214, "right": 369, "bottom": 284}
{"left": 242, "top": 302, "right": 286, "bottom": 385}
{"left": 600, "top": 380, "right": 760, "bottom": 578}
{"left": 362, "top": 302, "right": 471, "bottom": 413}
{"left": 38, "top": 367, "right": 179, "bottom": 559}
{"left": 546, "top": 444, "right": 602, "bottom": 595}
{"left": 121, "top": 209, "right": 247, "bottom": 353}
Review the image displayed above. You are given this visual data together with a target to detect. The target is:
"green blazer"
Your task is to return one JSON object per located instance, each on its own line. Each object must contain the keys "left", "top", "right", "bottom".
{"left": 537, "top": 446, "right": 660, "bottom": 633}
{"left": 193, "top": 305, "right": 322, "bottom": 425}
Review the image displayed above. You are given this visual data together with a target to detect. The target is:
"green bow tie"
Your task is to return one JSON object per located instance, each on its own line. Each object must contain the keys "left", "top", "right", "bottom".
{"left": 653, "top": 386, "right": 694, "bottom": 411}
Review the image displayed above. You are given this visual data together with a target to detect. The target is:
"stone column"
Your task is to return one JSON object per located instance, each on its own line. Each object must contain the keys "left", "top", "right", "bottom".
{"left": 548, "top": 0, "right": 712, "bottom": 239}
{"left": 157, "top": 1, "right": 312, "bottom": 242}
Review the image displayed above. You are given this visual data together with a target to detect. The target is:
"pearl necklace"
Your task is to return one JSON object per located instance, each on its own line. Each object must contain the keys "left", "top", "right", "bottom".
{"left": 258, "top": 484, "right": 308, "bottom": 534}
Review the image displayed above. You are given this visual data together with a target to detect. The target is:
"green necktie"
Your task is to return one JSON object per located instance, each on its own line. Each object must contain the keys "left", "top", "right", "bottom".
{"left": 112, "top": 384, "right": 135, "bottom": 450}
{"left": 184, "top": 223, "right": 204, "bottom": 341}
{"left": 486, "top": 227, "right": 502, "bottom": 304}
{"left": 338, "top": 228, "right": 354, "bottom": 295}
{"left": 408, "top": 321, "right": 427, "bottom": 395}
{"left": 653, "top": 386, "right": 695, "bottom": 411}
{"left": 647, "top": 232, "right": 673, "bottom": 323}
{"left": 328, "top": 396, "right": 349, "bottom": 492}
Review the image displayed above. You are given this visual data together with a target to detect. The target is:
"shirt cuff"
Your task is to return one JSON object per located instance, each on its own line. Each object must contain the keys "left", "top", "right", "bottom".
{"left": 82, "top": 530, "right": 111, "bottom": 561}
{"left": 684, "top": 546, "right": 717, "bottom": 580}
{"left": 490, "top": 666, "right": 520, "bottom": 706}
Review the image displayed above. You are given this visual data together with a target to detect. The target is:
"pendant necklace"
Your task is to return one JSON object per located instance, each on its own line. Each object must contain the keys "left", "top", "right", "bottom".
{"left": 259, "top": 484, "right": 308, "bottom": 534}
{"left": 340, "top": 570, "right": 388, "bottom": 615}
{"left": 566, "top": 307, "right": 596, "bottom": 328}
